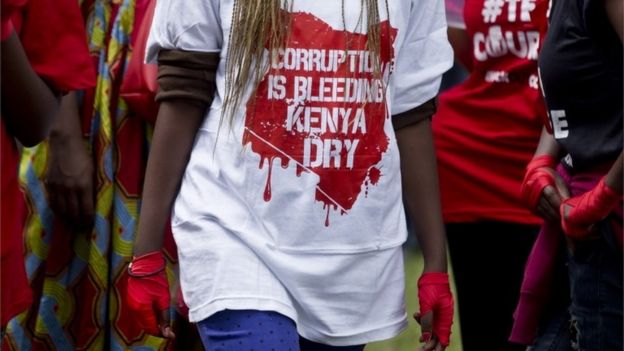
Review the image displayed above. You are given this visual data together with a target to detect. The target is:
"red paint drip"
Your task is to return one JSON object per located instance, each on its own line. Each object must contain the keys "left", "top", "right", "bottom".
{"left": 369, "top": 167, "right": 381, "bottom": 185}
{"left": 325, "top": 204, "right": 333, "bottom": 227}
{"left": 264, "top": 158, "right": 273, "bottom": 202}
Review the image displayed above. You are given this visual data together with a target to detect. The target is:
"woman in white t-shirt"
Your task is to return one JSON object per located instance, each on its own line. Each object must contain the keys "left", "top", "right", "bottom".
{"left": 126, "top": 0, "right": 455, "bottom": 350}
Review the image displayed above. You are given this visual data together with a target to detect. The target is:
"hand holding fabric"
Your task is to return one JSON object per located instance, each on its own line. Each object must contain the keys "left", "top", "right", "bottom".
{"left": 415, "top": 272, "right": 454, "bottom": 350}
{"left": 44, "top": 93, "right": 94, "bottom": 230}
{"left": 126, "top": 251, "right": 175, "bottom": 339}
{"left": 521, "top": 155, "right": 569, "bottom": 221}
{"left": 561, "top": 177, "right": 621, "bottom": 239}
{"left": 45, "top": 136, "right": 94, "bottom": 230}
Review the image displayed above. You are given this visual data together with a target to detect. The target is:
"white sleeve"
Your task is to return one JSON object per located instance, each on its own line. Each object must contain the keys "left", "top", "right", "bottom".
{"left": 445, "top": 0, "right": 466, "bottom": 29}
{"left": 146, "top": 0, "right": 222, "bottom": 63}
{"left": 390, "top": 0, "right": 453, "bottom": 115}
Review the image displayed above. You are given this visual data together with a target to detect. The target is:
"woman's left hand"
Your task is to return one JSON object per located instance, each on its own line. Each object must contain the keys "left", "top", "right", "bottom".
{"left": 561, "top": 177, "right": 621, "bottom": 239}
{"left": 46, "top": 133, "right": 94, "bottom": 230}
{"left": 415, "top": 272, "right": 454, "bottom": 351}
{"left": 44, "top": 92, "right": 95, "bottom": 231}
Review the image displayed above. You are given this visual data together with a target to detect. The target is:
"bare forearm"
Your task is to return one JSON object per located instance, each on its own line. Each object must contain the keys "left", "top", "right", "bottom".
{"left": 49, "top": 92, "right": 83, "bottom": 142}
{"left": 447, "top": 27, "right": 472, "bottom": 71}
{"left": 45, "top": 91, "right": 96, "bottom": 229}
{"left": 534, "top": 127, "right": 564, "bottom": 159}
{"left": 604, "top": 153, "right": 623, "bottom": 195}
{"left": 396, "top": 118, "right": 447, "bottom": 272}
{"left": 598, "top": 0, "right": 622, "bottom": 192}
{"left": 133, "top": 101, "right": 205, "bottom": 256}
{"left": 1, "top": 31, "right": 60, "bottom": 146}
{"left": 603, "top": 0, "right": 623, "bottom": 195}
{"left": 604, "top": 0, "right": 623, "bottom": 42}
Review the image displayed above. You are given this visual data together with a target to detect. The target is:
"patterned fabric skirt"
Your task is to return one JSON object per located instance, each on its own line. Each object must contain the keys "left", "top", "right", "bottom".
{"left": 2, "top": 0, "right": 178, "bottom": 349}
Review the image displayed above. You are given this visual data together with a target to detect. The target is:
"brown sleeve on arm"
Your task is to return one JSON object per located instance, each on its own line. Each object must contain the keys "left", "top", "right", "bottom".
{"left": 392, "top": 97, "right": 438, "bottom": 131}
{"left": 156, "top": 49, "right": 220, "bottom": 110}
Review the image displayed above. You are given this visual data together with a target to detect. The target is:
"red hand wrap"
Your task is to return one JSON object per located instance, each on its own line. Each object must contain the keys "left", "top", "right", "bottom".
{"left": 521, "top": 155, "right": 557, "bottom": 210}
{"left": 126, "top": 251, "right": 170, "bottom": 336}
{"left": 416, "top": 272, "right": 454, "bottom": 347}
{"left": 561, "top": 178, "right": 622, "bottom": 239}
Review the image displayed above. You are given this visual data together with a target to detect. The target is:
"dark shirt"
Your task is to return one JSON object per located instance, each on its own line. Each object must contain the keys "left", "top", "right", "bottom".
{"left": 539, "top": 0, "right": 623, "bottom": 170}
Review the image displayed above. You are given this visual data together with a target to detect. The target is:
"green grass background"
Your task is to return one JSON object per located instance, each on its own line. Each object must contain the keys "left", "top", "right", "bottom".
{"left": 365, "top": 250, "right": 463, "bottom": 351}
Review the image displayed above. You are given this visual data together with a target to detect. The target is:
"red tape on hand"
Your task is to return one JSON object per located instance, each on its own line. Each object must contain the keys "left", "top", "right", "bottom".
{"left": 561, "top": 178, "right": 622, "bottom": 239}
{"left": 521, "top": 155, "right": 557, "bottom": 210}
{"left": 416, "top": 272, "right": 454, "bottom": 347}
{"left": 126, "top": 251, "right": 170, "bottom": 336}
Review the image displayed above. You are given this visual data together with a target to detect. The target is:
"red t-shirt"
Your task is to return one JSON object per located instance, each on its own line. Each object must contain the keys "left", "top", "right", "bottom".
{"left": 432, "top": 0, "right": 549, "bottom": 224}
{"left": 0, "top": 0, "right": 95, "bottom": 327}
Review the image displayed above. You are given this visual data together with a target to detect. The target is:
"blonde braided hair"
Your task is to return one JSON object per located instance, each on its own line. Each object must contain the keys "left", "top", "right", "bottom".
{"left": 222, "top": 0, "right": 390, "bottom": 124}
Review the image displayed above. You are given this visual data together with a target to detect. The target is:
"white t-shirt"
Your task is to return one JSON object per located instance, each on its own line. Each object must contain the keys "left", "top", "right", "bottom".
{"left": 147, "top": 0, "right": 452, "bottom": 346}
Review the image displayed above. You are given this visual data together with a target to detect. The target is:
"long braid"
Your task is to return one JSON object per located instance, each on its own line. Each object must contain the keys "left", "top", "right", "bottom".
{"left": 223, "top": 0, "right": 291, "bottom": 125}
{"left": 366, "top": 0, "right": 382, "bottom": 79}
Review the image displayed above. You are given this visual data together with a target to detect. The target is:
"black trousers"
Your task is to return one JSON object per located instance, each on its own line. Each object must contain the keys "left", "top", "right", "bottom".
{"left": 446, "top": 222, "right": 539, "bottom": 351}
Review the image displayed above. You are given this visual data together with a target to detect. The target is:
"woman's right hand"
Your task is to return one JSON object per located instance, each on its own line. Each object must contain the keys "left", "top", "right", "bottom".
{"left": 415, "top": 272, "right": 454, "bottom": 351}
{"left": 535, "top": 169, "right": 570, "bottom": 222}
{"left": 127, "top": 251, "right": 175, "bottom": 339}
{"left": 46, "top": 133, "right": 94, "bottom": 230}
{"left": 521, "top": 155, "right": 570, "bottom": 222}
{"left": 45, "top": 92, "right": 94, "bottom": 230}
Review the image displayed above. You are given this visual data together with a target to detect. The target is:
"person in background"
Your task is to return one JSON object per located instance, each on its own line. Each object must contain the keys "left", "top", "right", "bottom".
{"left": 432, "top": 0, "right": 549, "bottom": 348}
{"left": 512, "top": 0, "right": 622, "bottom": 348}
{"left": 128, "top": 0, "right": 455, "bottom": 350}
{"left": 0, "top": 0, "right": 95, "bottom": 336}
{"left": 2, "top": 0, "right": 179, "bottom": 350}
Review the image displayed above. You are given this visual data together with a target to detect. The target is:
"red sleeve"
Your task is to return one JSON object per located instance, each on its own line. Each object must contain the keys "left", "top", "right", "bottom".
{"left": 18, "top": 0, "right": 96, "bottom": 92}
{"left": 119, "top": 0, "right": 159, "bottom": 123}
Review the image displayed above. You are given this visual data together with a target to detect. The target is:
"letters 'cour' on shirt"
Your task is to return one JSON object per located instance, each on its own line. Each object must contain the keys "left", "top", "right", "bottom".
{"left": 432, "top": 0, "right": 549, "bottom": 225}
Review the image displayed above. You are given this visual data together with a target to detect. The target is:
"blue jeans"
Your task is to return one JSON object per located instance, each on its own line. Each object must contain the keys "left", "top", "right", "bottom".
{"left": 531, "top": 220, "right": 623, "bottom": 351}
{"left": 196, "top": 310, "right": 365, "bottom": 351}
{"left": 567, "top": 219, "right": 622, "bottom": 351}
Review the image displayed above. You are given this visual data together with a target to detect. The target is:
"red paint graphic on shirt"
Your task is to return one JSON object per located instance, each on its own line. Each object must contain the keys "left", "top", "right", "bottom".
{"left": 242, "top": 11, "right": 397, "bottom": 225}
